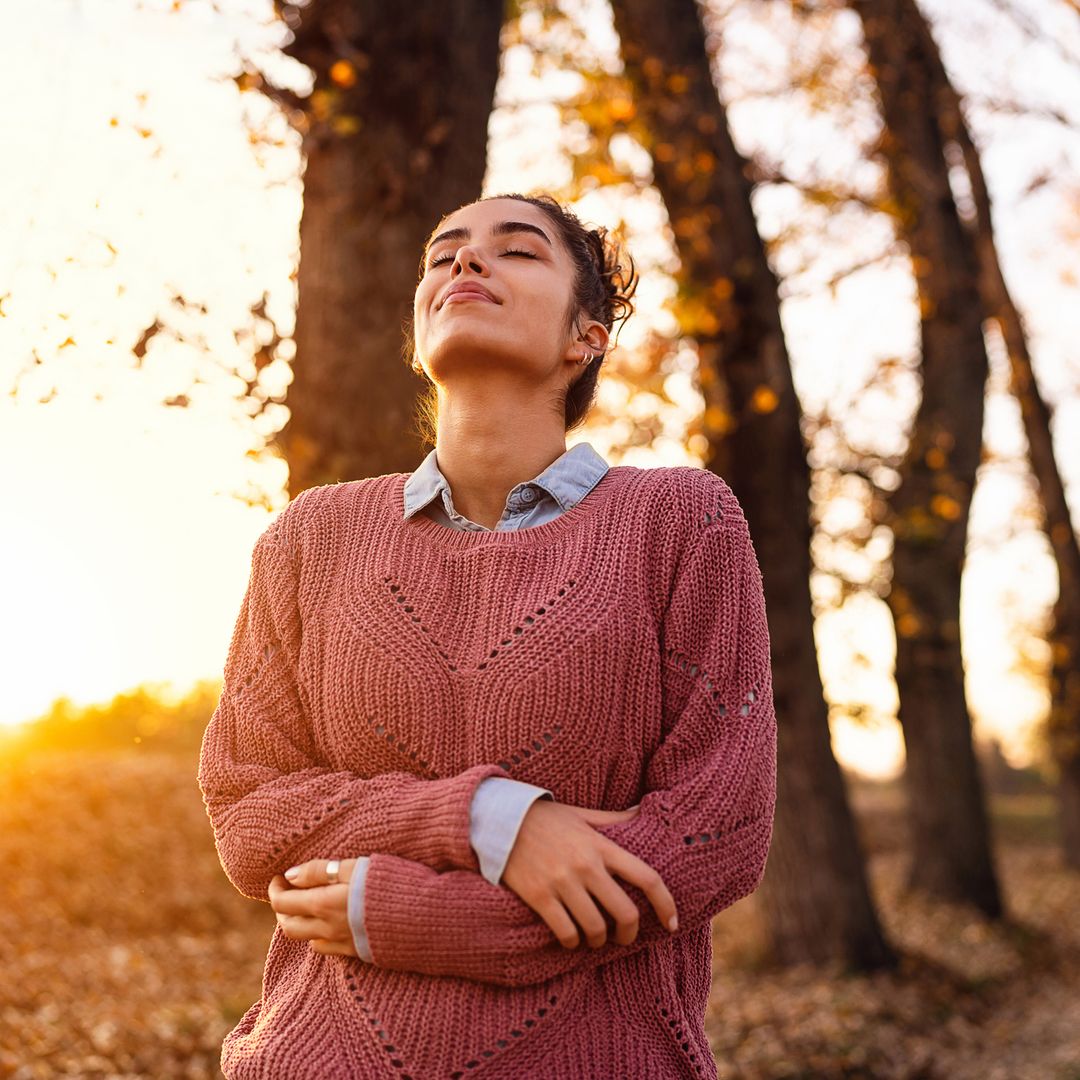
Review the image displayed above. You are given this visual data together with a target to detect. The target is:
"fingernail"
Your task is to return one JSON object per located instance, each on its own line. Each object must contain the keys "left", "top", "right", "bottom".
{"left": 668, "top": 915, "right": 679, "bottom": 932}
{"left": 284, "top": 866, "right": 300, "bottom": 881}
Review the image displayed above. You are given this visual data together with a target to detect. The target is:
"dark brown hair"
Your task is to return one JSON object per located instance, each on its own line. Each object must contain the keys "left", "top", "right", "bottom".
{"left": 401, "top": 192, "right": 639, "bottom": 450}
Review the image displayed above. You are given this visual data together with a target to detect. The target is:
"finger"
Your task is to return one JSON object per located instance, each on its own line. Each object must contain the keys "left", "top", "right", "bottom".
{"left": 276, "top": 913, "right": 336, "bottom": 941}
{"left": 556, "top": 880, "right": 610, "bottom": 949}
{"left": 268, "top": 874, "right": 288, "bottom": 903}
{"left": 534, "top": 895, "right": 585, "bottom": 950}
{"left": 310, "top": 938, "right": 355, "bottom": 956}
{"left": 604, "top": 845, "right": 679, "bottom": 932}
{"left": 272, "top": 881, "right": 348, "bottom": 917}
{"left": 522, "top": 889, "right": 581, "bottom": 949}
{"left": 581, "top": 870, "right": 641, "bottom": 946}
{"left": 571, "top": 804, "right": 641, "bottom": 826}
{"left": 282, "top": 859, "right": 343, "bottom": 888}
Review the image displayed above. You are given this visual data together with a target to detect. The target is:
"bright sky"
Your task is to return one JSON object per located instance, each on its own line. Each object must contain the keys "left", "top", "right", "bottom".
{"left": 1, "top": 0, "right": 1077, "bottom": 781}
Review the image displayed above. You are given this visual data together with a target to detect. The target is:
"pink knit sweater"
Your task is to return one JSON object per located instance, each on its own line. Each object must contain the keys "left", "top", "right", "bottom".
{"left": 198, "top": 463, "right": 777, "bottom": 1080}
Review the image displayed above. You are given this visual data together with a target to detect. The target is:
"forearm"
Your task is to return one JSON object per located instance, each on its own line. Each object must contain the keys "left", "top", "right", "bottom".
{"left": 199, "top": 693, "right": 511, "bottom": 901}
{"left": 344, "top": 776, "right": 554, "bottom": 961}
{"left": 359, "top": 794, "right": 773, "bottom": 988}
{"left": 348, "top": 646, "right": 777, "bottom": 984}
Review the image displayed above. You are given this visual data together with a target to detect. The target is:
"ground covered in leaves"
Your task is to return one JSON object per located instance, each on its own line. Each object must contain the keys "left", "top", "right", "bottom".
{"left": 1, "top": 749, "right": 1077, "bottom": 1079}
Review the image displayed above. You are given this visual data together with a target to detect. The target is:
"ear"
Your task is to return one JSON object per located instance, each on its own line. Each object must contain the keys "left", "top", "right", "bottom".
{"left": 563, "top": 318, "right": 610, "bottom": 366}
{"left": 577, "top": 318, "right": 609, "bottom": 358}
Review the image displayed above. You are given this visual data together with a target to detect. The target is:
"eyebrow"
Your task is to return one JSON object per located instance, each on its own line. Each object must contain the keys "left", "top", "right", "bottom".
{"left": 425, "top": 220, "right": 553, "bottom": 258}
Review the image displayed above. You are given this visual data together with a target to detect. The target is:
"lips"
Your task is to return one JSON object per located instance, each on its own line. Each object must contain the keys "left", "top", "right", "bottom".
{"left": 440, "top": 282, "right": 498, "bottom": 308}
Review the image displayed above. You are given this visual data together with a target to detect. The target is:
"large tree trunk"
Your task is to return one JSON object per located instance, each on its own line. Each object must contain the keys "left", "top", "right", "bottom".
{"left": 609, "top": 0, "right": 895, "bottom": 969}
{"left": 850, "top": 0, "right": 1004, "bottom": 914}
{"left": 908, "top": 2, "right": 1080, "bottom": 870}
{"left": 266, "top": 1, "right": 504, "bottom": 492}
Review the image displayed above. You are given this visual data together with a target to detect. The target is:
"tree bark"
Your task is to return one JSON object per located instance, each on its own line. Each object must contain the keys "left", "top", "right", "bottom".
{"left": 850, "top": 0, "right": 1004, "bottom": 914}
{"left": 609, "top": 0, "right": 895, "bottom": 969}
{"left": 907, "top": 1, "right": 1080, "bottom": 870}
{"left": 268, "top": 0, "right": 504, "bottom": 492}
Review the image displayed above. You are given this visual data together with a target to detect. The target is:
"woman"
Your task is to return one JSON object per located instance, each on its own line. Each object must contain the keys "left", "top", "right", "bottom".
{"left": 198, "top": 192, "right": 777, "bottom": 1079}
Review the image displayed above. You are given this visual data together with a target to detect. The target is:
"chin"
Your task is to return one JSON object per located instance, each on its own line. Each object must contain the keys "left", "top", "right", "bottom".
{"left": 426, "top": 342, "right": 543, "bottom": 378}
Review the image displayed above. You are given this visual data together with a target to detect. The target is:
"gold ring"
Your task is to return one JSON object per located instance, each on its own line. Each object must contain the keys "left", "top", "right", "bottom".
{"left": 326, "top": 859, "right": 340, "bottom": 884}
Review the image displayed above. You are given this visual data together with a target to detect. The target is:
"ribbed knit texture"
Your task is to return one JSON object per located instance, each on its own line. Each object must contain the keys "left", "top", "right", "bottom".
{"left": 198, "top": 463, "right": 777, "bottom": 1080}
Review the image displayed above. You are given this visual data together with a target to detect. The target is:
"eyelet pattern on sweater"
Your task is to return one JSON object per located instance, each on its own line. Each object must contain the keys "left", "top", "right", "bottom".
{"left": 198, "top": 464, "right": 776, "bottom": 1080}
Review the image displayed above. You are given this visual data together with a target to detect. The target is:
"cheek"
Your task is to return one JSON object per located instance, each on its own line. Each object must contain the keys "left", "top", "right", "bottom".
{"left": 530, "top": 289, "right": 571, "bottom": 336}
{"left": 413, "top": 290, "right": 432, "bottom": 333}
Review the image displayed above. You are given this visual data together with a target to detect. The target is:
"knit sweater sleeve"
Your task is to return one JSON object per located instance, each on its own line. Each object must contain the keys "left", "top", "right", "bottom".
{"left": 359, "top": 475, "right": 777, "bottom": 987}
{"left": 197, "top": 490, "right": 510, "bottom": 904}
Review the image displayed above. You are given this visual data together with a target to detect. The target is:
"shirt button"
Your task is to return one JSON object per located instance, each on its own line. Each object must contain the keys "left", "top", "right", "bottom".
{"left": 520, "top": 488, "right": 536, "bottom": 503}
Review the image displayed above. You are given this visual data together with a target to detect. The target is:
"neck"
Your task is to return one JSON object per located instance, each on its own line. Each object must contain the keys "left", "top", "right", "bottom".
{"left": 433, "top": 390, "right": 568, "bottom": 529}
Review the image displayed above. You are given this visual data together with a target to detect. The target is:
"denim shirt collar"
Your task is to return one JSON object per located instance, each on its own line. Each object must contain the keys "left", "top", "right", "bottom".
{"left": 403, "top": 441, "right": 609, "bottom": 521}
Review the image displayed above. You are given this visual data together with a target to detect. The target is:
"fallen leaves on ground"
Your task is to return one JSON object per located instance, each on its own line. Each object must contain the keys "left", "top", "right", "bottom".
{"left": 1, "top": 749, "right": 1077, "bottom": 1079}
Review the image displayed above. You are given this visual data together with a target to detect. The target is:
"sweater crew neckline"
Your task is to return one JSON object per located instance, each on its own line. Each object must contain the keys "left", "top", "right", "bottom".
{"left": 396, "top": 465, "right": 632, "bottom": 551}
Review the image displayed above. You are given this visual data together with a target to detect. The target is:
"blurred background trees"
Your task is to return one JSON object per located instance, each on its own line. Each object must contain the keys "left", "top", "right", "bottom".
{"left": 207, "top": 0, "right": 1078, "bottom": 960}
{"left": 259, "top": 2, "right": 505, "bottom": 487}
{"left": 3, "top": 0, "right": 1079, "bottom": 1072}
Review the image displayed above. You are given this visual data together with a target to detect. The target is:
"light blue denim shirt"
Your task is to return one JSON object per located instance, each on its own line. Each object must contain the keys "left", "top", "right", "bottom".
{"left": 346, "top": 441, "right": 610, "bottom": 963}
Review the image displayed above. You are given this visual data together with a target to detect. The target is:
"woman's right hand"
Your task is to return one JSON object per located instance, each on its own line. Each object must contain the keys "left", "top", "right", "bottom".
{"left": 500, "top": 799, "right": 678, "bottom": 950}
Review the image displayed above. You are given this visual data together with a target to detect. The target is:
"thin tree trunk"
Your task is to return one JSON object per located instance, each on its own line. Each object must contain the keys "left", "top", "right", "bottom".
{"left": 909, "top": 2, "right": 1080, "bottom": 869}
{"left": 850, "top": 0, "right": 1004, "bottom": 914}
{"left": 609, "top": 0, "right": 895, "bottom": 969}
{"left": 267, "top": 0, "right": 504, "bottom": 492}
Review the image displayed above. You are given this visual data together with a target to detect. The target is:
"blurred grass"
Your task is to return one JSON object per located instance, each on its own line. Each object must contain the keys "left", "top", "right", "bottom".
{"left": 990, "top": 794, "right": 1059, "bottom": 846}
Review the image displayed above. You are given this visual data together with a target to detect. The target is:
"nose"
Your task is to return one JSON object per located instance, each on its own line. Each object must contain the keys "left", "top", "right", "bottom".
{"left": 450, "top": 244, "right": 489, "bottom": 276}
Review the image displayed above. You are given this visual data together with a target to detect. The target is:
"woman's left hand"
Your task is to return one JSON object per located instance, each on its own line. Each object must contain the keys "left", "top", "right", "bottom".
{"left": 268, "top": 858, "right": 360, "bottom": 957}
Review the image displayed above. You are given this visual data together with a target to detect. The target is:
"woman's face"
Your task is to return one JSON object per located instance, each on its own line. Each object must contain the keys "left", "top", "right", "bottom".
{"left": 412, "top": 197, "right": 602, "bottom": 388}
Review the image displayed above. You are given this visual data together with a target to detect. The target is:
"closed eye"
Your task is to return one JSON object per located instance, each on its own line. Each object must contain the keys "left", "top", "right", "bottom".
{"left": 429, "top": 248, "right": 539, "bottom": 268}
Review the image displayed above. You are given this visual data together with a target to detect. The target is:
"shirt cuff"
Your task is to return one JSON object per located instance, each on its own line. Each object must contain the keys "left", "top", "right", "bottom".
{"left": 469, "top": 777, "right": 554, "bottom": 887}
{"left": 346, "top": 855, "right": 374, "bottom": 963}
